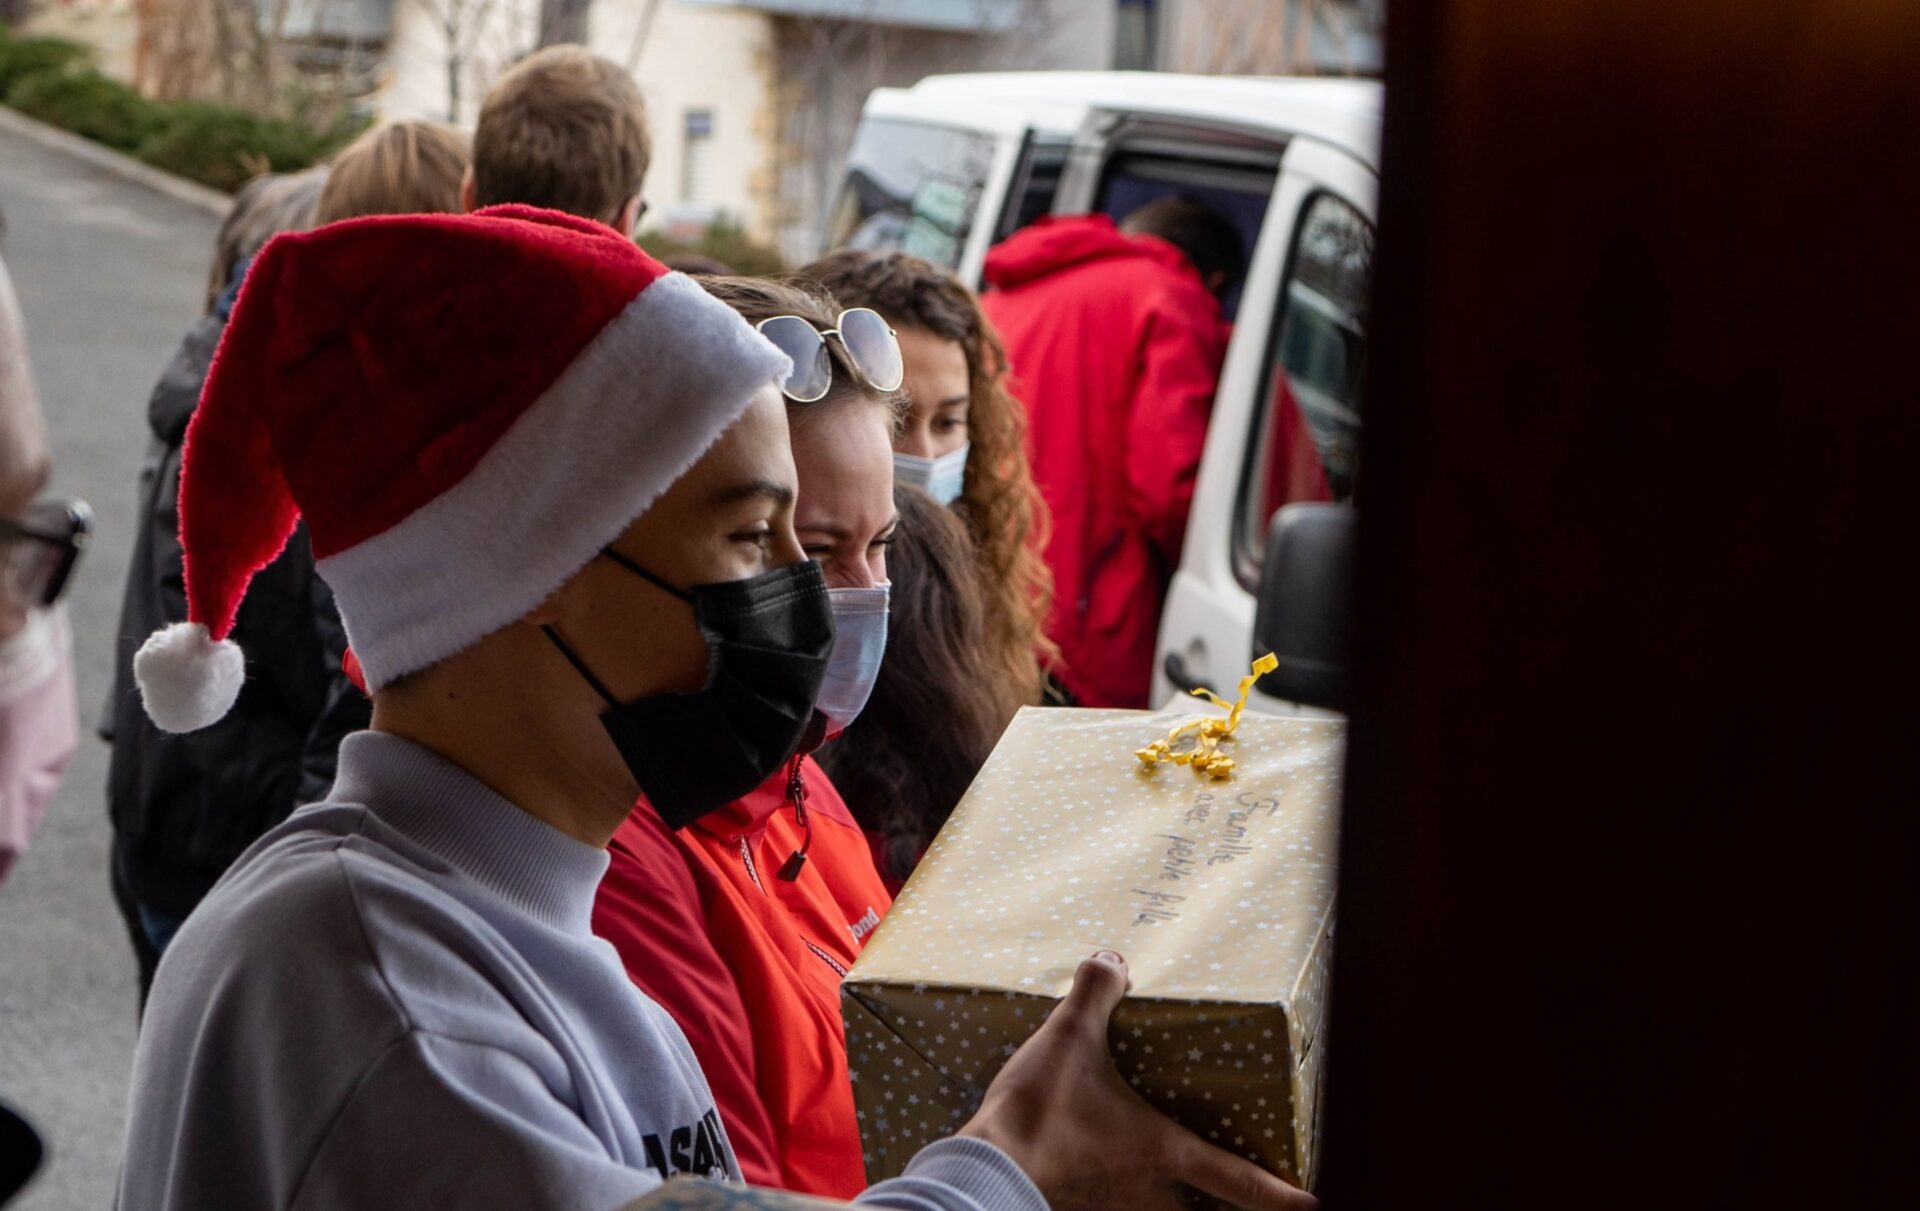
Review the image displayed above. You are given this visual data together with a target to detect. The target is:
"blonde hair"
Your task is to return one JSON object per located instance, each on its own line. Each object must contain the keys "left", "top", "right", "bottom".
{"left": 205, "top": 168, "right": 326, "bottom": 313}
{"left": 314, "top": 121, "right": 471, "bottom": 226}
{"left": 472, "top": 46, "right": 651, "bottom": 223}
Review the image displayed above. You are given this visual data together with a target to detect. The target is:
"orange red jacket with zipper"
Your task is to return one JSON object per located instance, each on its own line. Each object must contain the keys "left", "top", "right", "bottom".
{"left": 591, "top": 755, "right": 891, "bottom": 1197}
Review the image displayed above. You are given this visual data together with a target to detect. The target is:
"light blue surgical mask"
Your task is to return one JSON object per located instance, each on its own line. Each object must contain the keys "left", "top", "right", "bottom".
{"left": 893, "top": 443, "right": 970, "bottom": 507}
{"left": 816, "top": 583, "right": 890, "bottom": 737}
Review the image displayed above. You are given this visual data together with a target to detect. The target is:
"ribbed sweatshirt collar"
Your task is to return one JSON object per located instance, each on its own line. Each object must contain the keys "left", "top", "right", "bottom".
{"left": 329, "top": 731, "right": 610, "bottom": 935}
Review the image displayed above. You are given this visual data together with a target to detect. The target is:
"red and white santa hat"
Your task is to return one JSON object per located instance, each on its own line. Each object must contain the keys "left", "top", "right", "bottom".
{"left": 134, "top": 205, "right": 789, "bottom": 733}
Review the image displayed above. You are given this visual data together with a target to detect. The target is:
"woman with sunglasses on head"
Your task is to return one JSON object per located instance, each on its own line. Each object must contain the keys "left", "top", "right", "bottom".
{"left": 590, "top": 277, "right": 908, "bottom": 1198}
{"left": 804, "top": 251, "right": 1056, "bottom": 716}
{"left": 800, "top": 252, "right": 1059, "bottom": 891}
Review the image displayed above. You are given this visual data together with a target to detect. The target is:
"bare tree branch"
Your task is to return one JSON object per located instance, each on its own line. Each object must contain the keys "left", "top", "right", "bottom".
{"left": 622, "top": 0, "right": 664, "bottom": 72}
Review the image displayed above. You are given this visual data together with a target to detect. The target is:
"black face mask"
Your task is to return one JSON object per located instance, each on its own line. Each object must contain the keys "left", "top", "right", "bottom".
{"left": 544, "top": 549, "right": 835, "bottom": 829}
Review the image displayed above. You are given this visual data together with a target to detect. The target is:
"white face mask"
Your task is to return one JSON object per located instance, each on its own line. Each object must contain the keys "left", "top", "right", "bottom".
{"left": 0, "top": 607, "right": 77, "bottom": 885}
{"left": 893, "top": 442, "right": 970, "bottom": 507}
{"left": 816, "top": 583, "right": 890, "bottom": 737}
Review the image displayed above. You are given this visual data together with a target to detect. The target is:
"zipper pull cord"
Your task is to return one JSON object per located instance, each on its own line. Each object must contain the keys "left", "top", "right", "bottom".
{"left": 778, "top": 757, "right": 812, "bottom": 881}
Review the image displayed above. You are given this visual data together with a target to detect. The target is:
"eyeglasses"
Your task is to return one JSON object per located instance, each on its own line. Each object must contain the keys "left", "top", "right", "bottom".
{"left": 1, "top": 498, "right": 91, "bottom": 609}
{"left": 756, "top": 308, "right": 905, "bottom": 404}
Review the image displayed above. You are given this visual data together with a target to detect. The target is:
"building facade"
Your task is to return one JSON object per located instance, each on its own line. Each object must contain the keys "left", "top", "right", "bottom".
{"left": 379, "top": 1, "right": 781, "bottom": 241}
{"left": 195, "top": 0, "right": 1374, "bottom": 261}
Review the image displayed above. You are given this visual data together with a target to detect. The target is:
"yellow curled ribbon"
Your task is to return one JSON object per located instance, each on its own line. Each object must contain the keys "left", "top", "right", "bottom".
{"left": 1134, "top": 653, "right": 1281, "bottom": 780}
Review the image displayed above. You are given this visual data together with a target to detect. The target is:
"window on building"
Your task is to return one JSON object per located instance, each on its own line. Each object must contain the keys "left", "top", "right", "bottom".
{"left": 1116, "top": 0, "right": 1159, "bottom": 70}
{"left": 683, "top": 109, "right": 715, "bottom": 207}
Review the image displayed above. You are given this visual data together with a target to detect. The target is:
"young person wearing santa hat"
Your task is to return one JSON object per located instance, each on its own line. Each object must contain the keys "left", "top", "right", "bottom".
{"left": 116, "top": 207, "right": 1313, "bottom": 1211}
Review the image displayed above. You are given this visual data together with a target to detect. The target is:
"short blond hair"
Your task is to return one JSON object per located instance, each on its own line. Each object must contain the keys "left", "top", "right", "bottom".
{"left": 472, "top": 46, "right": 650, "bottom": 222}
{"left": 315, "top": 121, "right": 472, "bottom": 226}
{"left": 206, "top": 168, "right": 326, "bottom": 313}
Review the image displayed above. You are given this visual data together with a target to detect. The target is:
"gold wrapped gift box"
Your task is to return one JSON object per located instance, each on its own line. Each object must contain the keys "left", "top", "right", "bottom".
{"left": 842, "top": 706, "right": 1342, "bottom": 1199}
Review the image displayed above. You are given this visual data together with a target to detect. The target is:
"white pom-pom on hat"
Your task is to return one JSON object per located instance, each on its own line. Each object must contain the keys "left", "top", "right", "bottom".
{"left": 134, "top": 622, "right": 245, "bottom": 734}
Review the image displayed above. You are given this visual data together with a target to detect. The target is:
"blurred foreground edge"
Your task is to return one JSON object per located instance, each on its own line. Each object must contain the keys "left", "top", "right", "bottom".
{"left": 1321, "top": 3, "right": 1920, "bottom": 1209}
{"left": 618, "top": 1177, "right": 845, "bottom": 1208}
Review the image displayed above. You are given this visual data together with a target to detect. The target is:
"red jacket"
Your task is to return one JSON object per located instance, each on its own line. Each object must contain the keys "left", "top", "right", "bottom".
{"left": 982, "top": 215, "right": 1230, "bottom": 707}
{"left": 592, "top": 757, "right": 891, "bottom": 1198}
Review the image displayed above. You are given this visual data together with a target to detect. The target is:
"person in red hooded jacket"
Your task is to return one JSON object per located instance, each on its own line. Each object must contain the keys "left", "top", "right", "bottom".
{"left": 592, "top": 276, "right": 906, "bottom": 1198}
{"left": 981, "top": 197, "right": 1243, "bottom": 708}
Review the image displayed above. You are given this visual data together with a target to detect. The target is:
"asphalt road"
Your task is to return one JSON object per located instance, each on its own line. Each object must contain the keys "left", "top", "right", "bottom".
{"left": 0, "top": 121, "right": 220, "bottom": 1211}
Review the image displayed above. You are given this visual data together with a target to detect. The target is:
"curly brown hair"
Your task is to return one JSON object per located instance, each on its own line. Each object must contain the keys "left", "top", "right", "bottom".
{"left": 802, "top": 250, "right": 1056, "bottom": 709}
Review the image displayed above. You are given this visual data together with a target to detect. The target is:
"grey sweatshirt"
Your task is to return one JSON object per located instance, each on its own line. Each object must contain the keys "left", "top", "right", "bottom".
{"left": 118, "top": 732, "right": 1043, "bottom": 1211}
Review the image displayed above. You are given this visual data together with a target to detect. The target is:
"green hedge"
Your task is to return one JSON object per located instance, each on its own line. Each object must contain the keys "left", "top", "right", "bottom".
{"left": 0, "top": 28, "right": 358, "bottom": 192}
{"left": 0, "top": 32, "right": 90, "bottom": 97}
{"left": 639, "top": 221, "right": 787, "bottom": 278}
{"left": 136, "top": 102, "right": 351, "bottom": 192}
{"left": 9, "top": 69, "right": 164, "bottom": 153}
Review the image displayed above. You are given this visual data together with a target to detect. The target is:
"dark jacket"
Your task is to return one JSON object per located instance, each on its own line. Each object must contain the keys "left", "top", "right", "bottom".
{"left": 104, "top": 294, "right": 369, "bottom": 917}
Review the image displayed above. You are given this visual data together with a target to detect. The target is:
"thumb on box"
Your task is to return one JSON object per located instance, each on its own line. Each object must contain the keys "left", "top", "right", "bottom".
{"left": 1050, "top": 950, "right": 1130, "bottom": 1042}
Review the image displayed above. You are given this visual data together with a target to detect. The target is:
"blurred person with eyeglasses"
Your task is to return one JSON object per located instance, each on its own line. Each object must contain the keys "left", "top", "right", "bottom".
{"left": 1, "top": 248, "right": 90, "bottom": 1206}
{"left": 0, "top": 251, "right": 85, "bottom": 891}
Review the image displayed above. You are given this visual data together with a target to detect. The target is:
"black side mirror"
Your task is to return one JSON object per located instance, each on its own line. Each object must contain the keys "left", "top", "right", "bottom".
{"left": 1253, "top": 503, "right": 1354, "bottom": 711}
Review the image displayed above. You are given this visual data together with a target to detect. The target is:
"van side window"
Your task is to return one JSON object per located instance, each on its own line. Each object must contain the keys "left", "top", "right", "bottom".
{"left": 825, "top": 119, "right": 997, "bottom": 270}
{"left": 1234, "top": 191, "right": 1373, "bottom": 588}
{"left": 995, "top": 139, "right": 1070, "bottom": 243}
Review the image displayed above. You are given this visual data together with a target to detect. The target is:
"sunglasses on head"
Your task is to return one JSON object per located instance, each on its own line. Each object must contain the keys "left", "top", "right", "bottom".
{"left": 1, "top": 498, "right": 91, "bottom": 610}
{"left": 756, "top": 308, "right": 905, "bottom": 404}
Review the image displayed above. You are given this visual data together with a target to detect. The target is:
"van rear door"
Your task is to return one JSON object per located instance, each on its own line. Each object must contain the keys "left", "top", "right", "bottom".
{"left": 1152, "top": 136, "right": 1377, "bottom": 712}
{"left": 825, "top": 90, "right": 1039, "bottom": 283}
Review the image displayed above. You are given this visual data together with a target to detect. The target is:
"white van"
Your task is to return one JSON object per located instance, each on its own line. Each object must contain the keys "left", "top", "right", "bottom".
{"left": 826, "top": 72, "right": 1380, "bottom": 714}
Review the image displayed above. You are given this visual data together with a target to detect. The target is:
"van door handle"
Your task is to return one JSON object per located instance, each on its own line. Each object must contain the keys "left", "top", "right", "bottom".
{"left": 1163, "top": 652, "right": 1220, "bottom": 699}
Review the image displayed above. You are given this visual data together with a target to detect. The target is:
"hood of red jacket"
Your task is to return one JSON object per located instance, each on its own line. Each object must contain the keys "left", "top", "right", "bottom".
{"left": 983, "top": 213, "right": 1193, "bottom": 290}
